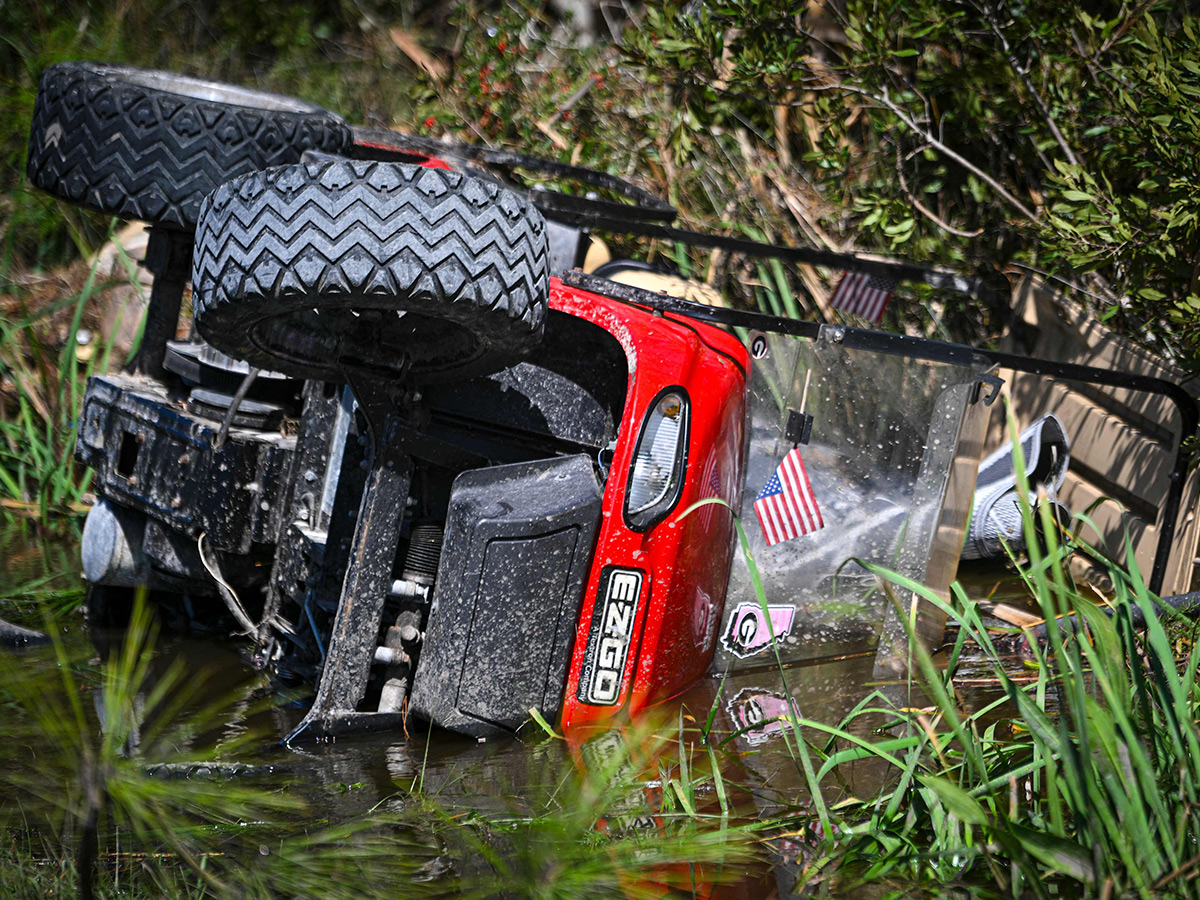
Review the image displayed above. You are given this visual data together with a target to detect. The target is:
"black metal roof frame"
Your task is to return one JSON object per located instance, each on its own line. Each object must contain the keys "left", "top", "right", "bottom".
{"left": 563, "top": 269, "right": 1197, "bottom": 596}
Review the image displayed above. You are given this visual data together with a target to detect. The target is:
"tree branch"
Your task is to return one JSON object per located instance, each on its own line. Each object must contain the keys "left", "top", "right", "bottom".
{"left": 845, "top": 84, "right": 1043, "bottom": 224}
{"left": 979, "top": 5, "right": 1080, "bottom": 168}
{"left": 895, "top": 149, "right": 985, "bottom": 238}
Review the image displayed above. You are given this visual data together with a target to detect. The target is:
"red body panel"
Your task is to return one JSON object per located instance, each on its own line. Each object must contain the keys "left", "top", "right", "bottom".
{"left": 350, "top": 138, "right": 453, "bottom": 170}
{"left": 549, "top": 277, "right": 749, "bottom": 731}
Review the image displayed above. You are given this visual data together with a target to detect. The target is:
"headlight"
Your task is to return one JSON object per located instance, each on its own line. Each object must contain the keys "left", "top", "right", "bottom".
{"left": 624, "top": 388, "right": 689, "bottom": 531}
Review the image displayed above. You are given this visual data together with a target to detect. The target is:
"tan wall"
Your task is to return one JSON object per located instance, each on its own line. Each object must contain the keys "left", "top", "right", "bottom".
{"left": 985, "top": 276, "right": 1200, "bottom": 594}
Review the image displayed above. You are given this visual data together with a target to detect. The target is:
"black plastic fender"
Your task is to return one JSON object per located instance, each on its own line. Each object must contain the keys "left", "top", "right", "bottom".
{"left": 410, "top": 454, "right": 602, "bottom": 737}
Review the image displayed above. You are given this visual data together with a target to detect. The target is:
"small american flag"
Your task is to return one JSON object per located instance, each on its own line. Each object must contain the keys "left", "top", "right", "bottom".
{"left": 830, "top": 270, "right": 897, "bottom": 323}
{"left": 754, "top": 448, "right": 824, "bottom": 546}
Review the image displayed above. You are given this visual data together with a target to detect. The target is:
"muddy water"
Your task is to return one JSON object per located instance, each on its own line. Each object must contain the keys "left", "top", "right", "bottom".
{"left": 0, "top": 524, "right": 84, "bottom": 626}
{"left": 0, "top": 528, "right": 1031, "bottom": 896}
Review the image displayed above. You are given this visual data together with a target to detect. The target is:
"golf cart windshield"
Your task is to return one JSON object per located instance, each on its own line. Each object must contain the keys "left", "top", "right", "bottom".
{"left": 713, "top": 328, "right": 993, "bottom": 670}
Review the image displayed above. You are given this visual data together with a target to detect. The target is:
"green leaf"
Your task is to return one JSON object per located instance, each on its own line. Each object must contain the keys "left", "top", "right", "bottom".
{"left": 1006, "top": 822, "right": 1096, "bottom": 883}
{"left": 1002, "top": 681, "right": 1061, "bottom": 754}
{"left": 527, "top": 707, "right": 562, "bottom": 739}
{"left": 655, "top": 39, "right": 697, "bottom": 52}
{"left": 917, "top": 774, "right": 987, "bottom": 825}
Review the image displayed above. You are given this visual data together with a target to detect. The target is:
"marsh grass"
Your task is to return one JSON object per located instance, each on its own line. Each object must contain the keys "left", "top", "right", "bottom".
{"left": 416, "top": 732, "right": 762, "bottom": 900}
{"left": 0, "top": 523, "right": 84, "bottom": 623}
{"left": 6, "top": 490, "right": 1196, "bottom": 899}
{"left": 666, "top": 409, "right": 1200, "bottom": 898}
{"left": 743, "top": 420, "right": 1200, "bottom": 899}
{"left": 0, "top": 594, "right": 324, "bottom": 898}
{"left": 3, "top": 422, "right": 1196, "bottom": 900}
{"left": 0, "top": 234, "right": 130, "bottom": 523}
{"left": 0, "top": 600, "right": 452, "bottom": 898}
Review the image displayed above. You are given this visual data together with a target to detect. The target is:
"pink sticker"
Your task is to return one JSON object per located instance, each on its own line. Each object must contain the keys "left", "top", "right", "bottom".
{"left": 721, "top": 602, "right": 795, "bottom": 657}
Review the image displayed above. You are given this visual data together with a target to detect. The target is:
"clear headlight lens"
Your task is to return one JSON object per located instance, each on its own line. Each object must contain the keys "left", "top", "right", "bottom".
{"left": 625, "top": 389, "right": 689, "bottom": 530}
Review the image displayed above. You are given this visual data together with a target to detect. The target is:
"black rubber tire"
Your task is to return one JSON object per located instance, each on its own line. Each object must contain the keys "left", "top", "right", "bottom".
{"left": 26, "top": 61, "right": 351, "bottom": 230}
{"left": 192, "top": 160, "right": 549, "bottom": 383}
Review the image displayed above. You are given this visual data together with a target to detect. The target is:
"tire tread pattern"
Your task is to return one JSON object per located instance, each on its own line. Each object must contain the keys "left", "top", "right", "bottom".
{"left": 27, "top": 61, "right": 351, "bottom": 229}
{"left": 192, "top": 160, "right": 548, "bottom": 382}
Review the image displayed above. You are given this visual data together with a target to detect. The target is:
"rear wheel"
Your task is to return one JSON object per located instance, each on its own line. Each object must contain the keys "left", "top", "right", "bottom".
{"left": 192, "top": 160, "right": 549, "bottom": 383}
{"left": 27, "top": 61, "right": 351, "bottom": 230}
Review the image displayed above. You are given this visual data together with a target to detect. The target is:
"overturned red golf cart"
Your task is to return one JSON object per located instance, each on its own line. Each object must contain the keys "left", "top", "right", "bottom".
{"left": 31, "top": 63, "right": 1195, "bottom": 743}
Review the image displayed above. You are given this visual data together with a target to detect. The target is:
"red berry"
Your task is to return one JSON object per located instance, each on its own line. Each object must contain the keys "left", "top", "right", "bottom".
{"left": 424, "top": 117, "right": 435, "bottom": 128}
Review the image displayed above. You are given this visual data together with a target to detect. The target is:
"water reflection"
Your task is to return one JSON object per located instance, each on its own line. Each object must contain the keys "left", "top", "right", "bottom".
{"left": 0, "top": 522, "right": 83, "bottom": 629}
{"left": 0, "top": 528, "right": 1035, "bottom": 899}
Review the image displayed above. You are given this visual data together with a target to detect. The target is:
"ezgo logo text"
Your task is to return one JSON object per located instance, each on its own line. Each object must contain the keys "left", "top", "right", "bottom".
{"left": 579, "top": 567, "right": 645, "bottom": 706}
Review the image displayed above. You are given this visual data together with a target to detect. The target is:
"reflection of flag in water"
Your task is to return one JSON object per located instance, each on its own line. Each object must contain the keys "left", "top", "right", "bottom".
{"left": 831, "top": 270, "right": 896, "bottom": 323}
{"left": 729, "top": 687, "right": 801, "bottom": 746}
{"left": 754, "top": 448, "right": 823, "bottom": 545}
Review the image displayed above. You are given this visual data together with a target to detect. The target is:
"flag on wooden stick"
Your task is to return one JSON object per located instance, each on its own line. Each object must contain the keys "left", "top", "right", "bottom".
{"left": 754, "top": 448, "right": 824, "bottom": 546}
{"left": 830, "top": 270, "right": 897, "bottom": 323}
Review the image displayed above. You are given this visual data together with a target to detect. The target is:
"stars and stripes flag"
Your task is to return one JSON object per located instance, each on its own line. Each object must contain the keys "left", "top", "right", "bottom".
{"left": 754, "top": 448, "right": 824, "bottom": 546}
{"left": 830, "top": 270, "right": 897, "bottom": 323}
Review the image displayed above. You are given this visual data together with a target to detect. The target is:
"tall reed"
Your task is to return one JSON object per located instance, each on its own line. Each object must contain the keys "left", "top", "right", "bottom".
{"left": 762, "top": 418, "right": 1200, "bottom": 898}
{"left": 0, "top": 233, "right": 126, "bottom": 522}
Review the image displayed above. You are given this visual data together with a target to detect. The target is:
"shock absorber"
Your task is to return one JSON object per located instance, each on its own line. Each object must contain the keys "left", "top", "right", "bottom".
{"left": 376, "top": 523, "right": 444, "bottom": 714}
